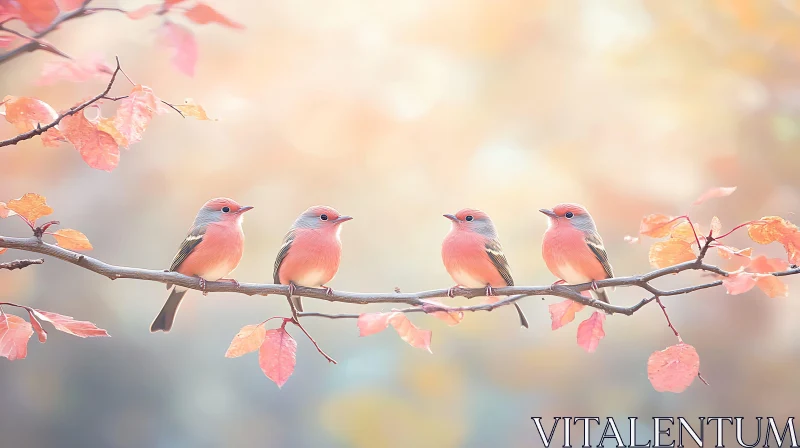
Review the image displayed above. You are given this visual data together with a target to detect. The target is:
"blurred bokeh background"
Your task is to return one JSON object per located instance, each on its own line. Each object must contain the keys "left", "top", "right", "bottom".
{"left": 2, "top": 0, "right": 800, "bottom": 446}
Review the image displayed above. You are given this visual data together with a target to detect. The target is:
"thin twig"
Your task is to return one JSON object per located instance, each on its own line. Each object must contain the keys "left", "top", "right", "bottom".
{"left": 289, "top": 318, "right": 337, "bottom": 364}
{"left": 0, "top": 258, "right": 43, "bottom": 270}
{"left": 0, "top": 57, "right": 123, "bottom": 147}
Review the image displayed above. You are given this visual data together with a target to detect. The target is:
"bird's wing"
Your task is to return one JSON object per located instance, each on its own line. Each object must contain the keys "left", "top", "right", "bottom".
{"left": 273, "top": 229, "right": 296, "bottom": 284}
{"left": 169, "top": 224, "right": 207, "bottom": 272}
{"left": 484, "top": 239, "right": 514, "bottom": 286}
{"left": 585, "top": 232, "right": 614, "bottom": 279}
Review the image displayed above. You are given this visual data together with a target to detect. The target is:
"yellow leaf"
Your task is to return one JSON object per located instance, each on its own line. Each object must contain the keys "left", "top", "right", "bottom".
{"left": 225, "top": 324, "right": 266, "bottom": 358}
{"left": 176, "top": 99, "right": 212, "bottom": 120}
{"left": 7, "top": 193, "right": 53, "bottom": 224}
{"left": 649, "top": 239, "right": 696, "bottom": 269}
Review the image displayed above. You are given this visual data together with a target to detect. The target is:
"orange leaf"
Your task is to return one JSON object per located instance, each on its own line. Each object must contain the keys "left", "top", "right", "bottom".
{"left": 7, "top": 193, "right": 53, "bottom": 224}
{"left": 95, "top": 117, "right": 129, "bottom": 147}
{"left": 184, "top": 3, "right": 244, "bottom": 29}
{"left": 225, "top": 324, "right": 266, "bottom": 358}
{"left": 576, "top": 311, "right": 605, "bottom": 353}
{"left": 55, "top": 0, "right": 83, "bottom": 11}
{"left": 258, "top": 327, "right": 296, "bottom": 388}
{"left": 32, "top": 310, "right": 110, "bottom": 338}
{"left": 113, "top": 85, "right": 158, "bottom": 146}
{"left": 52, "top": 229, "right": 92, "bottom": 251}
{"left": 16, "top": 0, "right": 58, "bottom": 32}
{"left": 747, "top": 255, "right": 789, "bottom": 298}
{"left": 158, "top": 21, "right": 197, "bottom": 77}
{"left": 357, "top": 312, "right": 392, "bottom": 336}
{"left": 389, "top": 313, "right": 432, "bottom": 353}
{"left": 548, "top": 299, "right": 585, "bottom": 330}
{"left": 639, "top": 214, "right": 677, "bottom": 238}
{"left": 692, "top": 186, "right": 737, "bottom": 205}
{"left": 126, "top": 4, "right": 160, "bottom": 19}
{"left": 0, "top": 202, "right": 15, "bottom": 218}
{"left": 748, "top": 217, "right": 800, "bottom": 265}
{"left": 716, "top": 245, "right": 752, "bottom": 271}
{"left": 0, "top": 248, "right": 6, "bottom": 255}
{"left": 0, "top": 314, "right": 33, "bottom": 360}
{"left": 722, "top": 271, "right": 757, "bottom": 295}
{"left": 420, "top": 300, "right": 463, "bottom": 326}
{"left": 648, "top": 239, "right": 696, "bottom": 269}
{"left": 61, "top": 111, "right": 120, "bottom": 171}
{"left": 647, "top": 343, "right": 700, "bottom": 393}
{"left": 670, "top": 221, "right": 699, "bottom": 243}
{"left": 175, "top": 99, "right": 211, "bottom": 120}
{"left": 2, "top": 95, "right": 57, "bottom": 134}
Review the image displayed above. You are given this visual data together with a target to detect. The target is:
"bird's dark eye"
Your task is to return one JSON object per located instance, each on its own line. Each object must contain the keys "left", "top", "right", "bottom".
{"left": 222, "top": 206, "right": 231, "bottom": 213}
{"left": 565, "top": 211, "right": 574, "bottom": 219}
{"left": 465, "top": 215, "right": 474, "bottom": 222}
{"left": 320, "top": 214, "right": 328, "bottom": 221}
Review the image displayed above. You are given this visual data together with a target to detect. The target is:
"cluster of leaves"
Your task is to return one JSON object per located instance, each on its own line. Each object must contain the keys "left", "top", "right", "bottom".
{"left": 1, "top": 83, "right": 210, "bottom": 171}
{"left": 0, "top": 0, "right": 242, "bottom": 77}
{"left": 0, "top": 193, "right": 108, "bottom": 360}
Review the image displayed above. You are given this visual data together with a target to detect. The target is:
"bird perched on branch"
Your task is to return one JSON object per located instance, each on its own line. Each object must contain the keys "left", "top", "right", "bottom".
{"left": 273, "top": 206, "right": 352, "bottom": 317}
{"left": 151, "top": 198, "right": 253, "bottom": 332}
{"left": 441, "top": 209, "right": 529, "bottom": 328}
{"left": 540, "top": 203, "right": 614, "bottom": 304}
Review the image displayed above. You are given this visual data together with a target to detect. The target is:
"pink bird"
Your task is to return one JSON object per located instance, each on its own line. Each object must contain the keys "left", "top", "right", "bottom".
{"left": 442, "top": 209, "right": 529, "bottom": 328}
{"left": 540, "top": 203, "right": 614, "bottom": 303}
{"left": 273, "top": 206, "right": 352, "bottom": 315}
{"left": 151, "top": 198, "right": 253, "bottom": 332}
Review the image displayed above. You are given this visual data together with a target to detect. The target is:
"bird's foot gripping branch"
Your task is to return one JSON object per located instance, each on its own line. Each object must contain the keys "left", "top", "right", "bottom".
{"left": 1, "top": 189, "right": 799, "bottom": 392}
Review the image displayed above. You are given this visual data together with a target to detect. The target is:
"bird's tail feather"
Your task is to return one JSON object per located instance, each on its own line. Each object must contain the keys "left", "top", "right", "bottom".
{"left": 513, "top": 302, "right": 529, "bottom": 328}
{"left": 590, "top": 288, "right": 610, "bottom": 304}
{"left": 151, "top": 287, "right": 188, "bottom": 333}
{"left": 290, "top": 296, "right": 303, "bottom": 313}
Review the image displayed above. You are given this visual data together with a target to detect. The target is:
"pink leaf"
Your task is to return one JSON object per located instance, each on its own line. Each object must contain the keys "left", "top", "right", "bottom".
{"left": 55, "top": 0, "right": 83, "bottom": 11}
{"left": 258, "top": 327, "right": 297, "bottom": 388}
{"left": 126, "top": 4, "right": 160, "bottom": 20}
{"left": 60, "top": 110, "right": 120, "bottom": 171}
{"left": 16, "top": 0, "right": 58, "bottom": 32}
{"left": 357, "top": 312, "right": 392, "bottom": 336}
{"left": 389, "top": 314, "right": 432, "bottom": 353}
{"left": 158, "top": 21, "right": 197, "bottom": 77}
{"left": 0, "top": 314, "right": 33, "bottom": 360}
{"left": 32, "top": 310, "right": 110, "bottom": 338}
{"left": 0, "top": 34, "right": 15, "bottom": 49}
{"left": 548, "top": 299, "right": 585, "bottom": 330}
{"left": 421, "top": 300, "right": 463, "bottom": 326}
{"left": 184, "top": 3, "right": 244, "bottom": 29}
{"left": 112, "top": 85, "right": 157, "bottom": 146}
{"left": 647, "top": 343, "right": 700, "bottom": 393}
{"left": 576, "top": 311, "right": 605, "bottom": 353}
{"left": 692, "top": 186, "right": 737, "bottom": 206}
{"left": 722, "top": 271, "right": 758, "bottom": 295}
{"left": 37, "top": 56, "right": 113, "bottom": 86}
{"left": 26, "top": 309, "right": 47, "bottom": 343}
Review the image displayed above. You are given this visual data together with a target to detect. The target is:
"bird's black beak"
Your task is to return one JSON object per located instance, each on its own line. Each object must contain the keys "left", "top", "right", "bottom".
{"left": 333, "top": 215, "right": 352, "bottom": 224}
{"left": 443, "top": 214, "right": 458, "bottom": 222}
{"left": 238, "top": 206, "right": 254, "bottom": 214}
{"left": 539, "top": 208, "right": 557, "bottom": 218}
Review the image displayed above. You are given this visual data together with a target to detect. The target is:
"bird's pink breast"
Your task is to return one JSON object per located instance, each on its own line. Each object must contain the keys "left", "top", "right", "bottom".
{"left": 278, "top": 228, "right": 342, "bottom": 287}
{"left": 542, "top": 224, "right": 607, "bottom": 282}
{"left": 178, "top": 222, "right": 245, "bottom": 281}
{"left": 442, "top": 230, "right": 507, "bottom": 287}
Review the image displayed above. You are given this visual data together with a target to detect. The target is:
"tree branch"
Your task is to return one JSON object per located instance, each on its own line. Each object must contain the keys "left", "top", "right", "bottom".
{"left": 2, "top": 235, "right": 798, "bottom": 318}
{"left": 0, "top": 57, "right": 122, "bottom": 148}
{"left": 0, "top": 258, "right": 43, "bottom": 270}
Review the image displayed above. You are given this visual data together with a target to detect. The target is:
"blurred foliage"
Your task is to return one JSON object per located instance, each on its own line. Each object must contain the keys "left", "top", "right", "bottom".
{"left": 0, "top": 0, "right": 799, "bottom": 446}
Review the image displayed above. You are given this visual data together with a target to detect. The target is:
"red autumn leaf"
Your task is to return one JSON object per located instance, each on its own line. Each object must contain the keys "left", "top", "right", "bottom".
{"left": 32, "top": 310, "right": 110, "bottom": 338}
{"left": 55, "top": 0, "right": 82, "bottom": 11}
{"left": 576, "top": 311, "right": 605, "bottom": 353}
{"left": 184, "top": 3, "right": 244, "bottom": 29}
{"left": 126, "top": 4, "right": 159, "bottom": 19}
{"left": 0, "top": 34, "right": 15, "bottom": 48}
{"left": 164, "top": 0, "right": 185, "bottom": 8}
{"left": 639, "top": 214, "right": 678, "bottom": 238}
{"left": 95, "top": 117, "right": 128, "bottom": 147}
{"left": 648, "top": 238, "right": 696, "bottom": 269}
{"left": 61, "top": 111, "right": 120, "bottom": 171}
{"left": 0, "top": 201, "right": 16, "bottom": 218}
{"left": 2, "top": 95, "right": 57, "bottom": 133}
{"left": 225, "top": 324, "right": 266, "bottom": 358}
{"left": 421, "top": 300, "right": 464, "bottom": 326}
{"left": 389, "top": 313, "right": 432, "bottom": 353}
{"left": 747, "top": 255, "right": 789, "bottom": 298}
{"left": 52, "top": 229, "right": 93, "bottom": 251}
{"left": 357, "top": 312, "right": 392, "bottom": 336}
{"left": 0, "top": 314, "right": 33, "bottom": 360}
{"left": 548, "top": 299, "right": 585, "bottom": 330}
{"left": 158, "top": 21, "right": 198, "bottom": 77}
{"left": 722, "top": 271, "right": 758, "bottom": 295}
{"left": 692, "top": 186, "right": 736, "bottom": 206}
{"left": 26, "top": 309, "right": 47, "bottom": 343}
{"left": 7, "top": 193, "right": 53, "bottom": 224}
{"left": 113, "top": 84, "right": 158, "bottom": 146}
{"left": 37, "top": 56, "right": 113, "bottom": 86}
{"left": 258, "top": 327, "right": 296, "bottom": 388}
{"left": 16, "top": 0, "right": 58, "bottom": 32}
{"left": 647, "top": 343, "right": 700, "bottom": 393}
{"left": 0, "top": 2, "right": 19, "bottom": 22}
